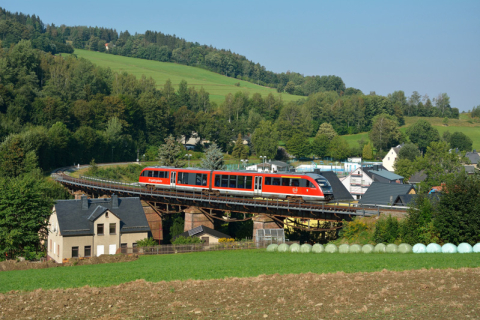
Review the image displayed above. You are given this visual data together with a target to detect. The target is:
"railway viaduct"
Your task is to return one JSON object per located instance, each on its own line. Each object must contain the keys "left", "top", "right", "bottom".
{"left": 53, "top": 172, "right": 387, "bottom": 243}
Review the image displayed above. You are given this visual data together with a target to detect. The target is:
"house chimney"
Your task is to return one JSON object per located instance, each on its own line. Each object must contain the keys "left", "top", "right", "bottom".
{"left": 112, "top": 194, "right": 119, "bottom": 209}
{"left": 81, "top": 195, "right": 88, "bottom": 210}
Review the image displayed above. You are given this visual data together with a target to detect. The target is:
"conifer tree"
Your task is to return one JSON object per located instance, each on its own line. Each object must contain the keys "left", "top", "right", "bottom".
{"left": 200, "top": 143, "right": 226, "bottom": 170}
{"left": 158, "top": 135, "right": 185, "bottom": 168}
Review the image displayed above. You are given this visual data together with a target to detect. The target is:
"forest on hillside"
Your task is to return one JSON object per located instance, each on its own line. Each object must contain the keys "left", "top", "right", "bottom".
{"left": 0, "top": 7, "right": 466, "bottom": 176}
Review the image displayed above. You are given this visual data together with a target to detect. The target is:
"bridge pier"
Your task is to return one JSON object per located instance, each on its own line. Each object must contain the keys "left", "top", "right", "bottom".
{"left": 184, "top": 206, "right": 214, "bottom": 232}
{"left": 252, "top": 214, "right": 283, "bottom": 242}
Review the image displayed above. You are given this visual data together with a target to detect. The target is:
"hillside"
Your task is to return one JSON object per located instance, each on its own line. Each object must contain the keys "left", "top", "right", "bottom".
{"left": 343, "top": 115, "right": 480, "bottom": 150}
{"left": 72, "top": 49, "right": 304, "bottom": 105}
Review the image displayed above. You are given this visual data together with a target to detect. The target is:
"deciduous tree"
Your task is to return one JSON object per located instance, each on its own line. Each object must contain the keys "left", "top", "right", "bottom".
{"left": 252, "top": 120, "right": 279, "bottom": 159}
{"left": 406, "top": 120, "right": 440, "bottom": 154}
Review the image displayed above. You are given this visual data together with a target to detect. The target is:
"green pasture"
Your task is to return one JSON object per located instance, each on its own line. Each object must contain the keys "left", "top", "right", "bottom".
{"left": 72, "top": 49, "right": 303, "bottom": 105}
{"left": 1, "top": 250, "right": 479, "bottom": 292}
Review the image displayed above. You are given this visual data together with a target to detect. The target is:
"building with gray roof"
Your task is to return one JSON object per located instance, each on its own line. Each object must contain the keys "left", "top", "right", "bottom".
{"left": 172, "top": 225, "right": 231, "bottom": 245}
{"left": 48, "top": 195, "right": 150, "bottom": 263}
{"left": 358, "top": 182, "right": 416, "bottom": 206}
{"left": 369, "top": 169, "right": 404, "bottom": 184}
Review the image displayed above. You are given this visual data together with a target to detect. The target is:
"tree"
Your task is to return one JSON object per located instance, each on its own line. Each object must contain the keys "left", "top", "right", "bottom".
{"left": 368, "top": 114, "right": 404, "bottom": 152}
{"left": 232, "top": 134, "right": 248, "bottom": 165}
{"left": 398, "top": 143, "right": 420, "bottom": 161}
{"left": 286, "top": 134, "right": 311, "bottom": 158}
{"left": 312, "top": 134, "right": 330, "bottom": 159}
{"left": 406, "top": 120, "right": 440, "bottom": 154}
{"left": 449, "top": 132, "right": 473, "bottom": 152}
{"left": 362, "top": 142, "right": 373, "bottom": 160}
{"left": 315, "top": 123, "right": 337, "bottom": 140}
{"left": 434, "top": 172, "right": 480, "bottom": 245}
{"left": 329, "top": 136, "right": 350, "bottom": 160}
{"left": 169, "top": 214, "right": 185, "bottom": 239}
{"left": 0, "top": 174, "right": 55, "bottom": 259}
{"left": 394, "top": 158, "right": 417, "bottom": 182}
{"left": 199, "top": 143, "right": 226, "bottom": 170}
{"left": 158, "top": 135, "right": 185, "bottom": 167}
{"left": 0, "top": 135, "right": 25, "bottom": 178}
{"left": 284, "top": 81, "right": 295, "bottom": 94}
{"left": 251, "top": 120, "right": 279, "bottom": 159}
{"left": 442, "top": 117, "right": 449, "bottom": 126}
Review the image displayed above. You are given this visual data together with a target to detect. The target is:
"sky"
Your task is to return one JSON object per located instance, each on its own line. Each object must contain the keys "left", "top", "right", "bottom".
{"left": 4, "top": 0, "right": 480, "bottom": 111}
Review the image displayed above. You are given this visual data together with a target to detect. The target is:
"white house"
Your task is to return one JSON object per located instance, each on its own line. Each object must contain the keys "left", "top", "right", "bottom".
{"left": 341, "top": 167, "right": 373, "bottom": 200}
{"left": 382, "top": 145, "right": 402, "bottom": 172}
{"left": 246, "top": 161, "right": 289, "bottom": 173}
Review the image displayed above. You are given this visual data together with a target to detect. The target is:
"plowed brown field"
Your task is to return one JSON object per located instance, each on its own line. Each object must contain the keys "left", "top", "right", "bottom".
{"left": 1, "top": 268, "right": 479, "bottom": 319}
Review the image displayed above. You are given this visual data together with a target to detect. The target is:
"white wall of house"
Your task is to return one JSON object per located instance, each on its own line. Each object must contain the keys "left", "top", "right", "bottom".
{"left": 341, "top": 168, "right": 373, "bottom": 200}
{"left": 382, "top": 148, "right": 399, "bottom": 172}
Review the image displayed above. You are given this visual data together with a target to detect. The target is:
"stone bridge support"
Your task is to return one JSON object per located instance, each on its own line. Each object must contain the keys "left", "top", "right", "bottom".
{"left": 184, "top": 206, "right": 214, "bottom": 231}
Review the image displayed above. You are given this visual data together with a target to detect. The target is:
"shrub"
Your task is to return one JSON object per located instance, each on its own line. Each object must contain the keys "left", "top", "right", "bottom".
{"left": 172, "top": 236, "right": 202, "bottom": 245}
{"left": 136, "top": 237, "right": 158, "bottom": 247}
{"left": 373, "top": 215, "right": 401, "bottom": 244}
{"left": 218, "top": 238, "right": 235, "bottom": 243}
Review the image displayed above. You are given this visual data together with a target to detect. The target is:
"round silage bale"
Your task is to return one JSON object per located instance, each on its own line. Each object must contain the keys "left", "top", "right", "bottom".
{"left": 398, "top": 243, "right": 412, "bottom": 253}
{"left": 441, "top": 243, "right": 457, "bottom": 253}
{"left": 312, "top": 244, "right": 325, "bottom": 253}
{"left": 289, "top": 243, "right": 301, "bottom": 253}
{"left": 349, "top": 244, "right": 362, "bottom": 253}
{"left": 473, "top": 243, "right": 480, "bottom": 253}
{"left": 266, "top": 244, "right": 278, "bottom": 252}
{"left": 324, "top": 243, "right": 338, "bottom": 253}
{"left": 300, "top": 244, "right": 312, "bottom": 253}
{"left": 338, "top": 244, "right": 350, "bottom": 253}
{"left": 374, "top": 243, "right": 386, "bottom": 253}
{"left": 426, "top": 243, "right": 442, "bottom": 253}
{"left": 412, "top": 243, "right": 427, "bottom": 253}
{"left": 457, "top": 242, "right": 473, "bottom": 253}
{"left": 362, "top": 244, "right": 374, "bottom": 253}
{"left": 277, "top": 243, "right": 290, "bottom": 252}
{"left": 386, "top": 244, "right": 398, "bottom": 253}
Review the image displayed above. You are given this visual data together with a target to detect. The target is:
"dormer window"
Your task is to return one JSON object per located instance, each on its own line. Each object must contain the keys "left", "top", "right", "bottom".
{"left": 105, "top": 212, "right": 109, "bottom": 218}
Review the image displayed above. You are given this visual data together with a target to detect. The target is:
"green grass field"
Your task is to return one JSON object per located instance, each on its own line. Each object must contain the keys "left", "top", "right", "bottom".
{"left": 341, "top": 116, "right": 480, "bottom": 150}
{"left": 72, "top": 49, "right": 303, "bottom": 105}
{"left": 1, "top": 250, "right": 479, "bottom": 293}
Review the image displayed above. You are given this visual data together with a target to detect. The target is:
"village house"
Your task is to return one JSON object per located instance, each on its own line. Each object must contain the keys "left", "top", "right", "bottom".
{"left": 382, "top": 145, "right": 402, "bottom": 172}
{"left": 172, "top": 225, "right": 231, "bottom": 245}
{"left": 47, "top": 195, "right": 151, "bottom": 263}
{"left": 358, "top": 182, "right": 416, "bottom": 206}
{"left": 340, "top": 167, "right": 374, "bottom": 200}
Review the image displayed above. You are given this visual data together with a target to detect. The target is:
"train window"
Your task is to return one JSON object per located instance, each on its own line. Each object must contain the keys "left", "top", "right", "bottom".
{"left": 230, "top": 175, "right": 237, "bottom": 188}
{"left": 291, "top": 179, "right": 299, "bottom": 187}
{"left": 273, "top": 178, "right": 280, "bottom": 186}
{"left": 281, "top": 178, "right": 290, "bottom": 186}
{"left": 141, "top": 171, "right": 146, "bottom": 177}
{"left": 215, "top": 175, "right": 221, "bottom": 187}
{"left": 221, "top": 175, "right": 229, "bottom": 188}
{"left": 165, "top": 171, "right": 169, "bottom": 179}
{"left": 177, "top": 172, "right": 183, "bottom": 184}
{"left": 246, "top": 176, "right": 253, "bottom": 189}
{"left": 178, "top": 172, "right": 190, "bottom": 184}
{"left": 237, "top": 176, "right": 245, "bottom": 188}
{"left": 153, "top": 171, "right": 159, "bottom": 178}
{"left": 202, "top": 174, "right": 207, "bottom": 186}
{"left": 196, "top": 174, "right": 207, "bottom": 186}
{"left": 147, "top": 171, "right": 153, "bottom": 177}
{"left": 306, "top": 180, "right": 316, "bottom": 188}
{"left": 265, "top": 177, "right": 272, "bottom": 185}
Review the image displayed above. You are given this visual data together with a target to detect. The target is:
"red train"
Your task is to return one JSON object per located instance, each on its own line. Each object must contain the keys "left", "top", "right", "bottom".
{"left": 139, "top": 167, "right": 334, "bottom": 202}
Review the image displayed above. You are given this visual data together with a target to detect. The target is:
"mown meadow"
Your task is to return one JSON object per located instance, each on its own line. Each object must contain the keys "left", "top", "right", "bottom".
{"left": 72, "top": 49, "right": 303, "bottom": 105}
{"left": 1, "top": 250, "right": 479, "bottom": 293}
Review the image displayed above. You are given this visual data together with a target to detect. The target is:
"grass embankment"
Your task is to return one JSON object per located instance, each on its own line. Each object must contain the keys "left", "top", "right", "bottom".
{"left": 1, "top": 250, "right": 479, "bottom": 293}
{"left": 72, "top": 49, "right": 303, "bottom": 105}
{"left": 341, "top": 116, "right": 480, "bottom": 150}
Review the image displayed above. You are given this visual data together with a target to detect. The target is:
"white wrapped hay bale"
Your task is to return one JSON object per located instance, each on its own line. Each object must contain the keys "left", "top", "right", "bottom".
{"left": 349, "top": 244, "right": 362, "bottom": 253}
{"left": 386, "top": 244, "right": 398, "bottom": 253}
{"left": 325, "top": 243, "right": 338, "bottom": 253}
{"left": 289, "top": 243, "right": 301, "bottom": 253}
{"left": 398, "top": 243, "right": 412, "bottom": 253}
{"left": 412, "top": 243, "right": 427, "bottom": 253}
{"left": 338, "top": 244, "right": 350, "bottom": 253}
{"left": 473, "top": 243, "right": 480, "bottom": 253}
{"left": 457, "top": 242, "right": 473, "bottom": 253}
{"left": 266, "top": 244, "right": 279, "bottom": 252}
{"left": 312, "top": 244, "right": 325, "bottom": 253}
{"left": 362, "top": 244, "right": 374, "bottom": 253}
{"left": 374, "top": 243, "right": 386, "bottom": 253}
{"left": 300, "top": 244, "right": 312, "bottom": 253}
{"left": 441, "top": 243, "right": 457, "bottom": 253}
{"left": 277, "top": 243, "right": 290, "bottom": 252}
{"left": 426, "top": 243, "right": 442, "bottom": 253}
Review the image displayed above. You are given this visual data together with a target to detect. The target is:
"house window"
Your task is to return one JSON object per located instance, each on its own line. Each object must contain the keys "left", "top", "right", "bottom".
{"left": 132, "top": 243, "right": 138, "bottom": 253}
{"left": 72, "top": 246, "right": 79, "bottom": 258}
{"left": 121, "top": 243, "right": 127, "bottom": 254}
{"left": 109, "top": 223, "right": 116, "bottom": 234}
{"left": 84, "top": 246, "right": 91, "bottom": 257}
{"left": 97, "top": 224, "right": 104, "bottom": 235}
{"left": 105, "top": 211, "right": 109, "bottom": 218}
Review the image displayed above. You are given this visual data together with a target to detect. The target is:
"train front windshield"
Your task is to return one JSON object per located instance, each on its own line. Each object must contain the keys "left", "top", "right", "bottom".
{"left": 315, "top": 178, "right": 333, "bottom": 195}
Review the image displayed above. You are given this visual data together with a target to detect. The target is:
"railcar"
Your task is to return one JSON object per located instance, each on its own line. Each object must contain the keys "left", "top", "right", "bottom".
{"left": 138, "top": 167, "right": 334, "bottom": 202}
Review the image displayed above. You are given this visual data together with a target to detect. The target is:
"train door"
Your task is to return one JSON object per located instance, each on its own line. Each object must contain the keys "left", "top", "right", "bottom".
{"left": 170, "top": 171, "right": 176, "bottom": 189}
{"left": 254, "top": 176, "right": 262, "bottom": 196}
